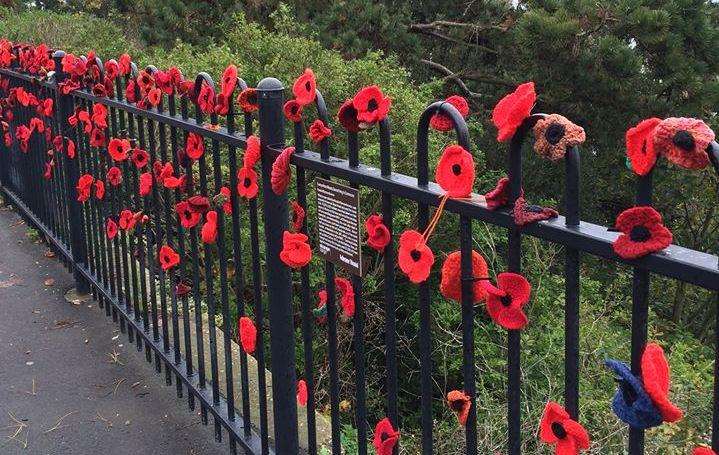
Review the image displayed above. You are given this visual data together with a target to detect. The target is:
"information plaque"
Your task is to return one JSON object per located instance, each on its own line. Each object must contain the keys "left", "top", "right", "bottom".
{"left": 315, "top": 178, "right": 362, "bottom": 276}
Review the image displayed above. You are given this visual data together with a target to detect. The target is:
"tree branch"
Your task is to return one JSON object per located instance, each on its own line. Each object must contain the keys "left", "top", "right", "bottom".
{"left": 419, "top": 59, "right": 485, "bottom": 99}
{"left": 409, "top": 25, "right": 499, "bottom": 54}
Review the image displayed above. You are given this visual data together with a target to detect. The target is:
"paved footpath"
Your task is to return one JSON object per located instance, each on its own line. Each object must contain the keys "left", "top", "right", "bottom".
{"left": 0, "top": 204, "right": 230, "bottom": 454}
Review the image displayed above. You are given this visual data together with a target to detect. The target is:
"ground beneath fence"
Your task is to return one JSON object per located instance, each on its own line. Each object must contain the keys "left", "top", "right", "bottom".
{"left": 0, "top": 205, "right": 232, "bottom": 455}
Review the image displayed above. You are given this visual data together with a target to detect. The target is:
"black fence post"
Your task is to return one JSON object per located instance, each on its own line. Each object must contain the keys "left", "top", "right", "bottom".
{"left": 52, "top": 50, "right": 90, "bottom": 294}
{"left": 256, "top": 77, "right": 300, "bottom": 454}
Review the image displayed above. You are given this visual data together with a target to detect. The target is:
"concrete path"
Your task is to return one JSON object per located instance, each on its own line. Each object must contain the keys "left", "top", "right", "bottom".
{"left": 0, "top": 204, "right": 229, "bottom": 454}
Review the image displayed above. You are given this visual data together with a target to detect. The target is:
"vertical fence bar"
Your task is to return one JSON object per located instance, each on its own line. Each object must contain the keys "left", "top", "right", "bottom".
{"left": 564, "top": 146, "right": 581, "bottom": 418}
{"left": 711, "top": 146, "right": 719, "bottom": 451}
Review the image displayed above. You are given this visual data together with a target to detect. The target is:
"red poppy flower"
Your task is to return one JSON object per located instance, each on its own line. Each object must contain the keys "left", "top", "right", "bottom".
{"left": 283, "top": 100, "right": 303, "bottom": 122}
{"left": 291, "top": 201, "right": 305, "bottom": 232}
{"left": 373, "top": 418, "right": 399, "bottom": 455}
{"left": 108, "top": 137, "right": 131, "bottom": 162}
{"left": 297, "top": 379, "right": 308, "bottom": 406}
{"left": 492, "top": 82, "right": 536, "bottom": 142}
{"left": 187, "top": 195, "right": 211, "bottom": 213}
{"left": 137, "top": 69, "right": 155, "bottom": 92}
{"left": 240, "top": 136, "right": 260, "bottom": 170}
{"left": 308, "top": 119, "right": 332, "bottom": 143}
{"left": 176, "top": 201, "right": 201, "bottom": 229}
{"left": 482, "top": 272, "right": 531, "bottom": 330}
{"left": 237, "top": 166, "right": 259, "bottom": 199}
{"left": 365, "top": 214, "right": 391, "bottom": 252}
{"left": 37, "top": 98, "right": 53, "bottom": 117}
{"left": 158, "top": 162, "right": 175, "bottom": 182}
{"left": 107, "top": 166, "right": 122, "bottom": 186}
{"left": 94, "top": 179, "right": 105, "bottom": 200}
{"left": 125, "top": 79, "right": 137, "bottom": 103}
{"left": 513, "top": 196, "right": 559, "bottom": 226}
{"left": 352, "top": 85, "right": 391, "bottom": 124}
{"left": 641, "top": 343, "right": 683, "bottom": 423}
{"left": 236, "top": 88, "right": 258, "bottom": 113}
{"left": 447, "top": 390, "right": 471, "bottom": 426}
{"left": 293, "top": 68, "right": 317, "bottom": 106}
{"left": 430, "top": 95, "right": 469, "bottom": 132}
{"left": 118, "top": 53, "right": 132, "bottom": 76}
{"left": 139, "top": 172, "right": 153, "bottom": 197}
{"left": 89, "top": 128, "right": 106, "bottom": 148}
{"left": 612, "top": 206, "right": 672, "bottom": 260}
{"left": 337, "top": 99, "right": 361, "bottom": 133}
{"left": 76, "top": 174, "right": 94, "bottom": 202}
{"left": 694, "top": 447, "right": 717, "bottom": 455}
{"left": 159, "top": 245, "right": 180, "bottom": 271}
{"left": 238, "top": 316, "right": 257, "bottom": 354}
{"left": 626, "top": 118, "right": 661, "bottom": 176}
{"left": 147, "top": 88, "right": 161, "bottom": 107}
{"left": 186, "top": 133, "right": 204, "bottom": 160}
{"left": 201, "top": 210, "right": 218, "bottom": 244}
{"left": 29, "top": 117, "right": 45, "bottom": 134}
{"left": 219, "top": 187, "right": 232, "bottom": 215}
{"left": 539, "top": 401, "right": 590, "bottom": 455}
{"left": 43, "top": 161, "right": 54, "bottom": 180}
{"left": 279, "top": 231, "right": 312, "bottom": 269}
{"left": 652, "top": 117, "right": 714, "bottom": 169}
{"left": 197, "top": 83, "right": 215, "bottom": 115}
{"left": 335, "top": 277, "right": 355, "bottom": 319}
{"left": 118, "top": 209, "right": 138, "bottom": 231}
{"left": 398, "top": 229, "right": 434, "bottom": 284}
{"left": 271, "top": 146, "right": 295, "bottom": 195}
{"left": 92, "top": 103, "right": 107, "bottom": 129}
{"left": 214, "top": 93, "right": 231, "bottom": 116}
{"left": 106, "top": 218, "right": 118, "bottom": 240}
{"left": 220, "top": 64, "right": 237, "bottom": 97}
{"left": 104, "top": 60, "right": 119, "bottom": 80}
{"left": 131, "top": 148, "right": 149, "bottom": 169}
{"left": 440, "top": 250, "right": 489, "bottom": 304}
{"left": 484, "top": 177, "right": 512, "bottom": 210}
{"left": 314, "top": 290, "right": 328, "bottom": 324}
{"left": 435, "top": 144, "right": 475, "bottom": 198}
{"left": 175, "top": 280, "right": 192, "bottom": 297}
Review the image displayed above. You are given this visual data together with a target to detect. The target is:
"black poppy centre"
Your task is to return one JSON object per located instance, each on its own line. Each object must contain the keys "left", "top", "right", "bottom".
{"left": 629, "top": 225, "right": 651, "bottom": 242}
{"left": 545, "top": 123, "right": 566, "bottom": 145}
{"left": 672, "top": 130, "right": 695, "bottom": 151}
{"left": 551, "top": 422, "right": 567, "bottom": 439}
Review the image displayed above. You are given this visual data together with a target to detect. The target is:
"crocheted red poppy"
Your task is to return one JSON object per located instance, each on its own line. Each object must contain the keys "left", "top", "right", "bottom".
{"left": 612, "top": 206, "right": 672, "bottom": 260}
{"left": 237, "top": 166, "right": 259, "bottom": 199}
{"left": 197, "top": 83, "right": 215, "bottom": 115}
{"left": 308, "top": 119, "right": 332, "bottom": 143}
{"left": 94, "top": 180, "right": 105, "bottom": 200}
{"left": 533, "top": 114, "right": 586, "bottom": 161}
{"left": 335, "top": 277, "right": 355, "bottom": 319}
{"left": 131, "top": 148, "right": 149, "bottom": 169}
{"left": 641, "top": 343, "right": 683, "bottom": 423}
{"left": 66, "top": 139, "right": 76, "bottom": 159}
{"left": 119, "top": 209, "right": 138, "bottom": 231}
{"left": 175, "top": 280, "right": 192, "bottom": 297}
{"left": 297, "top": 379, "right": 308, "bottom": 406}
{"left": 337, "top": 99, "right": 361, "bottom": 133}
{"left": 291, "top": 201, "right": 305, "bottom": 232}
{"left": 201, "top": 210, "right": 218, "bottom": 244}
{"left": 492, "top": 82, "right": 536, "bottom": 142}
{"left": 159, "top": 245, "right": 180, "bottom": 271}
{"left": 373, "top": 418, "right": 399, "bottom": 455}
{"left": 139, "top": 172, "right": 153, "bottom": 197}
{"left": 279, "top": 231, "right": 312, "bottom": 269}
{"left": 218, "top": 187, "right": 232, "bottom": 215}
{"left": 365, "top": 214, "right": 391, "bottom": 252}
{"left": 626, "top": 118, "right": 661, "bottom": 176}
{"left": 353, "top": 85, "right": 391, "bottom": 125}
{"left": 482, "top": 272, "right": 531, "bottom": 330}
{"left": 440, "top": 250, "right": 489, "bottom": 304}
{"left": 513, "top": 196, "right": 558, "bottom": 226}
{"left": 271, "top": 147, "right": 295, "bottom": 195}
{"left": 147, "top": 88, "right": 161, "bottom": 107}
{"left": 76, "top": 174, "right": 94, "bottom": 202}
{"left": 106, "top": 218, "right": 118, "bottom": 240}
{"left": 653, "top": 117, "right": 714, "bottom": 169}
{"left": 430, "top": 95, "right": 469, "bottom": 132}
{"left": 539, "top": 401, "right": 590, "bottom": 455}
{"left": 435, "top": 144, "right": 475, "bottom": 198}
{"left": 447, "top": 390, "right": 471, "bottom": 426}
{"left": 293, "top": 68, "right": 317, "bottom": 106}
{"left": 186, "top": 133, "right": 204, "bottom": 160}
{"left": 89, "top": 128, "right": 106, "bottom": 148}
{"left": 176, "top": 201, "right": 201, "bottom": 229}
{"left": 108, "top": 137, "right": 130, "bottom": 162}
{"left": 398, "top": 230, "right": 435, "bottom": 284}
{"left": 283, "top": 100, "right": 303, "bottom": 122}
{"left": 244, "top": 135, "right": 261, "bottom": 168}
{"left": 238, "top": 316, "right": 257, "bottom": 354}
{"left": 694, "top": 447, "right": 717, "bottom": 455}
{"left": 236, "top": 88, "right": 258, "bottom": 113}
{"left": 187, "top": 195, "right": 211, "bottom": 213}
{"left": 220, "top": 64, "right": 237, "bottom": 97}
{"left": 484, "top": 177, "right": 511, "bottom": 210}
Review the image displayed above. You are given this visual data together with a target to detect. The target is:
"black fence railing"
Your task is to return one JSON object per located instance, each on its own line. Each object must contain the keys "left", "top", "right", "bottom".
{"left": 1, "top": 40, "right": 719, "bottom": 455}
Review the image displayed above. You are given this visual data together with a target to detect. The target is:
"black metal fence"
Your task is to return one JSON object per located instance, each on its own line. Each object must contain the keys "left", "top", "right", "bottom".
{"left": 1, "top": 42, "right": 718, "bottom": 455}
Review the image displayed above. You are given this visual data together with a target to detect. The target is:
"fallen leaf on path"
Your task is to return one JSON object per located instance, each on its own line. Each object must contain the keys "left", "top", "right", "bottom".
{"left": 44, "top": 278, "right": 55, "bottom": 287}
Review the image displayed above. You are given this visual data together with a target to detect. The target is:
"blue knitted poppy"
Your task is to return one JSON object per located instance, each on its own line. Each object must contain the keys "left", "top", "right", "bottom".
{"left": 605, "top": 359, "right": 663, "bottom": 430}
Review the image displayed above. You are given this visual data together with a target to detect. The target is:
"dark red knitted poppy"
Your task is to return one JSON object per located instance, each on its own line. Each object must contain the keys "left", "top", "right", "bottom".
{"left": 430, "top": 95, "right": 469, "bottom": 132}
{"left": 201, "top": 210, "right": 218, "bottom": 244}
{"left": 89, "top": 128, "right": 106, "bottom": 148}
{"left": 279, "top": 231, "right": 312, "bottom": 269}
{"left": 484, "top": 177, "right": 511, "bottom": 210}
{"left": 365, "top": 214, "right": 391, "bottom": 252}
{"left": 238, "top": 316, "right": 257, "bottom": 354}
{"left": 335, "top": 277, "right": 355, "bottom": 319}
{"left": 175, "top": 280, "right": 192, "bottom": 297}
{"left": 653, "top": 117, "right": 714, "bottom": 169}
{"left": 337, "top": 99, "right": 361, "bottom": 132}
{"left": 297, "top": 379, "right": 308, "bottom": 406}
{"left": 626, "top": 118, "right": 661, "bottom": 176}
{"left": 447, "top": 390, "right": 471, "bottom": 426}
{"left": 132, "top": 148, "right": 149, "bottom": 169}
{"left": 237, "top": 166, "right": 259, "bottom": 199}
{"left": 440, "top": 250, "right": 488, "bottom": 304}
{"left": 373, "top": 418, "right": 399, "bottom": 455}
{"left": 159, "top": 245, "right": 180, "bottom": 271}
{"left": 119, "top": 209, "right": 139, "bottom": 231}
{"left": 197, "top": 83, "right": 215, "bottom": 115}
{"left": 641, "top": 343, "right": 683, "bottom": 423}
{"left": 139, "top": 172, "right": 153, "bottom": 197}
{"left": 482, "top": 272, "right": 531, "bottom": 330}
{"left": 612, "top": 206, "right": 672, "bottom": 260}
{"left": 353, "top": 85, "right": 391, "bottom": 125}
{"left": 398, "top": 229, "right": 434, "bottom": 284}
{"left": 147, "top": 88, "right": 161, "bottom": 107}
{"left": 492, "top": 82, "right": 536, "bottom": 142}
{"left": 293, "top": 68, "right": 316, "bottom": 106}
{"left": 271, "top": 146, "right": 295, "bottom": 195}
{"left": 220, "top": 64, "right": 237, "bottom": 97}
{"left": 108, "top": 137, "right": 130, "bottom": 162}
{"left": 106, "top": 218, "right": 118, "bottom": 240}
{"left": 291, "top": 201, "right": 305, "bottom": 232}
{"left": 694, "top": 447, "right": 717, "bottom": 455}
{"left": 186, "top": 133, "right": 204, "bottom": 160}
{"left": 66, "top": 139, "right": 76, "bottom": 159}
{"left": 283, "top": 100, "right": 303, "bottom": 123}
{"left": 187, "top": 195, "right": 211, "bottom": 213}
{"left": 308, "top": 119, "right": 332, "bottom": 143}
{"left": 94, "top": 180, "right": 105, "bottom": 200}
{"left": 513, "top": 196, "right": 558, "bottom": 226}
{"left": 176, "top": 201, "right": 201, "bottom": 229}
{"left": 539, "top": 401, "right": 590, "bottom": 455}
{"left": 236, "top": 88, "right": 259, "bottom": 113}
{"left": 435, "top": 144, "right": 475, "bottom": 198}
{"left": 244, "top": 135, "right": 261, "bottom": 168}
{"left": 76, "top": 174, "right": 94, "bottom": 202}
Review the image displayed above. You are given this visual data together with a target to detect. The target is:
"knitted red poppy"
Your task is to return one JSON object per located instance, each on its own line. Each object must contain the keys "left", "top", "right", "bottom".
{"left": 220, "top": 64, "right": 237, "bottom": 97}
{"left": 539, "top": 401, "right": 590, "bottom": 455}
{"left": 291, "top": 201, "right": 305, "bottom": 232}
{"left": 147, "top": 88, "right": 162, "bottom": 107}
{"left": 612, "top": 206, "right": 672, "bottom": 260}
{"left": 484, "top": 177, "right": 511, "bottom": 210}
{"left": 297, "top": 379, "right": 308, "bottom": 406}
{"left": 694, "top": 447, "right": 717, "bottom": 455}
{"left": 236, "top": 88, "right": 258, "bottom": 113}
{"left": 89, "top": 128, "right": 106, "bottom": 148}
{"left": 430, "top": 95, "right": 469, "bottom": 132}
{"left": 353, "top": 85, "right": 391, "bottom": 125}
{"left": 186, "top": 133, "right": 204, "bottom": 160}
{"left": 513, "top": 196, "right": 559, "bottom": 226}
{"left": 218, "top": 187, "right": 232, "bottom": 215}
{"left": 435, "top": 144, "right": 475, "bottom": 198}
{"left": 201, "top": 210, "right": 218, "bottom": 244}
{"left": 66, "top": 139, "right": 76, "bottom": 159}
{"left": 482, "top": 272, "right": 531, "bottom": 330}
{"left": 108, "top": 137, "right": 130, "bottom": 161}
{"left": 440, "top": 250, "right": 489, "bottom": 304}
{"left": 653, "top": 117, "right": 714, "bottom": 170}
{"left": 492, "top": 82, "right": 536, "bottom": 142}
{"left": 244, "top": 135, "right": 261, "bottom": 168}
{"left": 131, "top": 147, "right": 149, "bottom": 169}
{"left": 176, "top": 201, "right": 201, "bottom": 229}
{"left": 159, "top": 245, "right": 180, "bottom": 271}
{"left": 373, "top": 418, "right": 399, "bottom": 455}
{"left": 335, "top": 277, "right": 355, "bottom": 319}
{"left": 106, "top": 218, "right": 118, "bottom": 240}
{"left": 283, "top": 100, "right": 303, "bottom": 122}
{"left": 197, "top": 83, "right": 215, "bottom": 115}
{"left": 293, "top": 68, "right": 317, "bottom": 106}
{"left": 94, "top": 180, "right": 105, "bottom": 200}
{"left": 447, "top": 390, "right": 471, "bottom": 426}
{"left": 139, "top": 172, "right": 153, "bottom": 197}
{"left": 337, "top": 99, "right": 361, "bottom": 132}
{"left": 187, "top": 195, "right": 211, "bottom": 213}
{"left": 119, "top": 209, "right": 138, "bottom": 231}
{"left": 308, "top": 119, "right": 332, "bottom": 144}
{"left": 641, "top": 343, "right": 683, "bottom": 423}
{"left": 271, "top": 146, "right": 295, "bottom": 195}
{"left": 175, "top": 280, "right": 192, "bottom": 297}
{"left": 279, "top": 231, "right": 312, "bottom": 269}
{"left": 237, "top": 166, "right": 259, "bottom": 199}
{"left": 626, "top": 118, "right": 661, "bottom": 176}
{"left": 76, "top": 174, "right": 94, "bottom": 202}
{"left": 365, "top": 214, "right": 391, "bottom": 252}
{"left": 238, "top": 316, "right": 257, "bottom": 354}
{"left": 398, "top": 229, "right": 435, "bottom": 284}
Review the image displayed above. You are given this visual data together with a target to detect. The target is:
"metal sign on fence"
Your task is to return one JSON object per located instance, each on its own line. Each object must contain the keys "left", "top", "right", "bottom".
{"left": 315, "top": 178, "right": 362, "bottom": 276}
